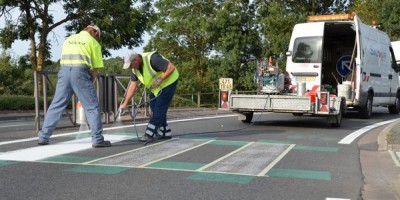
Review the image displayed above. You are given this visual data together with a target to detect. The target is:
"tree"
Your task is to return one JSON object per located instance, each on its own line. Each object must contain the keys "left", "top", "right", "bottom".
{"left": 146, "top": 0, "right": 217, "bottom": 93}
{"left": 350, "top": 0, "right": 381, "bottom": 25}
{"left": 0, "top": 51, "right": 34, "bottom": 95}
{"left": 0, "top": 0, "right": 153, "bottom": 72}
{"left": 381, "top": 0, "right": 400, "bottom": 40}
{"left": 209, "top": 0, "right": 262, "bottom": 91}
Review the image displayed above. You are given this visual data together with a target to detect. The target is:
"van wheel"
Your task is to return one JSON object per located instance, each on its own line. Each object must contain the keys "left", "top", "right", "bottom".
{"left": 388, "top": 96, "right": 400, "bottom": 114}
{"left": 359, "top": 94, "right": 373, "bottom": 119}
{"left": 241, "top": 112, "right": 253, "bottom": 123}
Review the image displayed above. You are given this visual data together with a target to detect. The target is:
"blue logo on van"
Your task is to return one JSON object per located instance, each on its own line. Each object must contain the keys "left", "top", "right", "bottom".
{"left": 369, "top": 48, "right": 386, "bottom": 62}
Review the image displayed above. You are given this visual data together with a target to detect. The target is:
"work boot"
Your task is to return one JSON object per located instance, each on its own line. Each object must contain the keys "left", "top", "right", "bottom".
{"left": 139, "top": 134, "right": 155, "bottom": 144}
{"left": 92, "top": 140, "right": 112, "bottom": 148}
{"left": 158, "top": 125, "right": 172, "bottom": 139}
{"left": 38, "top": 139, "right": 49, "bottom": 145}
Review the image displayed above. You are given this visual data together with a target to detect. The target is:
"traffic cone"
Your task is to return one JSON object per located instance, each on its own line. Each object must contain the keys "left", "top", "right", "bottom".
{"left": 76, "top": 101, "right": 89, "bottom": 133}
{"left": 76, "top": 101, "right": 88, "bottom": 124}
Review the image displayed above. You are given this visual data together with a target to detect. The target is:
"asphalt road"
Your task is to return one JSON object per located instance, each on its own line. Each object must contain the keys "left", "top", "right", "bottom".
{"left": 0, "top": 108, "right": 398, "bottom": 200}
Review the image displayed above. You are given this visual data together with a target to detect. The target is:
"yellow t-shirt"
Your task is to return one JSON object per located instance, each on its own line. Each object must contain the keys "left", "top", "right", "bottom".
{"left": 60, "top": 31, "right": 104, "bottom": 69}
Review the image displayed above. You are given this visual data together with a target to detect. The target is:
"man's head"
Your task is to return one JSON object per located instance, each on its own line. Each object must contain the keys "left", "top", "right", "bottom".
{"left": 85, "top": 24, "right": 101, "bottom": 41}
{"left": 123, "top": 51, "right": 141, "bottom": 69}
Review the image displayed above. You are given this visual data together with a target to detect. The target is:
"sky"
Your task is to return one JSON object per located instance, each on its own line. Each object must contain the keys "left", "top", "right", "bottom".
{"left": 0, "top": 4, "right": 148, "bottom": 61}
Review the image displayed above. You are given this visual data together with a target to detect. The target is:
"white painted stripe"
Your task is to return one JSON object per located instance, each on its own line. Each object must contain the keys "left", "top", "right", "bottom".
{"left": 0, "top": 114, "right": 237, "bottom": 146}
{"left": 138, "top": 140, "right": 214, "bottom": 168}
{"left": 84, "top": 138, "right": 177, "bottom": 164}
{"left": 0, "top": 135, "right": 133, "bottom": 162}
{"left": 0, "top": 123, "right": 32, "bottom": 128}
{"left": 338, "top": 119, "right": 399, "bottom": 144}
{"left": 326, "top": 198, "right": 350, "bottom": 200}
{"left": 389, "top": 150, "right": 400, "bottom": 167}
{"left": 196, "top": 142, "right": 254, "bottom": 171}
{"left": 259, "top": 144, "right": 295, "bottom": 177}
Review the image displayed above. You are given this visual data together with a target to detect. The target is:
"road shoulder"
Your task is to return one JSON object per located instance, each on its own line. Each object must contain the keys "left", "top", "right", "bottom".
{"left": 359, "top": 122, "right": 400, "bottom": 200}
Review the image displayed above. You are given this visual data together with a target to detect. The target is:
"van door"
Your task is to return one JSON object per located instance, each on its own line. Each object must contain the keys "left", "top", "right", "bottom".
{"left": 286, "top": 22, "right": 324, "bottom": 91}
{"left": 389, "top": 46, "right": 400, "bottom": 102}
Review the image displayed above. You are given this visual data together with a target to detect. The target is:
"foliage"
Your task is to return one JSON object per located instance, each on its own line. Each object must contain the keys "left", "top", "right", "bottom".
{"left": 0, "top": 0, "right": 153, "bottom": 71}
{"left": 381, "top": 0, "right": 400, "bottom": 40}
{"left": 146, "top": 0, "right": 217, "bottom": 93}
{"left": 351, "top": 0, "right": 400, "bottom": 40}
{"left": 0, "top": 51, "right": 34, "bottom": 95}
{"left": 0, "top": 95, "right": 59, "bottom": 110}
{"left": 1, "top": 0, "right": 399, "bottom": 106}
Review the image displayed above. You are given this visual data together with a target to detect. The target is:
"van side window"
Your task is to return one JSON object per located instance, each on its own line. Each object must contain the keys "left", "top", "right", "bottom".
{"left": 389, "top": 46, "right": 400, "bottom": 72}
{"left": 292, "top": 37, "right": 322, "bottom": 63}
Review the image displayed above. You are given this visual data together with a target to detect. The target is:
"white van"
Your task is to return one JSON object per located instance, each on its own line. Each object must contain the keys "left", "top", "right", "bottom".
{"left": 286, "top": 13, "right": 400, "bottom": 118}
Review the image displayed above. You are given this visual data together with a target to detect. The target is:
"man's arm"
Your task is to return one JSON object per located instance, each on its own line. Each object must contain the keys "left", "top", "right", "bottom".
{"left": 91, "top": 69, "right": 98, "bottom": 83}
{"left": 152, "top": 62, "right": 176, "bottom": 88}
{"left": 159, "top": 62, "right": 175, "bottom": 81}
{"left": 120, "top": 80, "right": 138, "bottom": 109}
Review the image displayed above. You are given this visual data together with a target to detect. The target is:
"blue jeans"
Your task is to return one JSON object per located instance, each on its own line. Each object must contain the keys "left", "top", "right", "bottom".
{"left": 38, "top": 66, "right": 104, "bottom": 144}
{"left": 145, "top": 80, "right": 178, "bottom": 136}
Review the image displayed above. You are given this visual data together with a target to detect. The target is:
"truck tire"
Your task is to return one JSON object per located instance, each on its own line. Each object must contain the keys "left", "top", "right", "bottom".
{"left": 359, "top": 94, "right": 373, "bottom": 119}
{"left": 388, "top": 95, "right": 400, "bottom": 114}
{"left": 241, "top": 112, "right": 253, "bottom": 123}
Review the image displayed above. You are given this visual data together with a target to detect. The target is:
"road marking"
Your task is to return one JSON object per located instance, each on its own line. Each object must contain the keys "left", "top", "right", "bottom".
{"left": 293, "top": 145, "right": 339, "bottom": 152}
{"left": 338, "top": 119, "right": 399, "bottom": 144}
{"left": 267, "top": 168, "right": 331, "bottom": 180}
{"left": 260, "top": 144, "right": 295, "bottom": 176}
{"left": 326, "top": 198, "right": 350, "bottom": 200}
{"left": 389, "top": 150, "right": 400, "bottom": 167}
{"left": 89, "top": 139, "right": 212, "bottom": 167}
{"left": 0, "top": 123, "right": 32, "bottom": 128}
{"left": 0, "top": 114, "right": 237, "bottom": 146}
{"left": 196, "top": 142, "right": 254, "bottom": 172}
{"left": 187, "top": 172, "right": 254, "bottom": 184}
{"left": 65, "top": 165, "right": 129, "bottom": 174}
{"left": 0, "top": 135, "right": 133, "bottom": 161}
{"left": 199, "top": 142, "right": 292, "bottom": 176}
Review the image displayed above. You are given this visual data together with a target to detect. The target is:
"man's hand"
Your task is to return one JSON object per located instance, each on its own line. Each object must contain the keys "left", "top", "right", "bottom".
{"left": 152, "top": 78, "right": 163, "bottom": 88}
{"left": 118, "top": 107, "right": 126, "bottom": 116}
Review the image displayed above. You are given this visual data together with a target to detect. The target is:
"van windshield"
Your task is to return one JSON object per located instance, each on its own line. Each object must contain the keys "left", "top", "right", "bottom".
{"left": 292, "top": 37, "right": 322, "bottom": 63}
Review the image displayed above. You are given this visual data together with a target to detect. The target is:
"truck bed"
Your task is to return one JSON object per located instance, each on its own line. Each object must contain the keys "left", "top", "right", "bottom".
{"left": 230, "top": 94, "right": 313, "bottom": 113}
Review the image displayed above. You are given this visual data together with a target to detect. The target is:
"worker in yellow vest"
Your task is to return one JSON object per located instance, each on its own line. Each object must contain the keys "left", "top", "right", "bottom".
{"left": 37, "top": 24, "right": 111, "bottom": 148}
{"left": 120, "top": 51, "right": 179, "bottom": 143}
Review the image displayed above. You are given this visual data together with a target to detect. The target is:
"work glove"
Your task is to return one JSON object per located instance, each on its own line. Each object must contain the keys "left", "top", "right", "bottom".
{"left": 152, "top": 78, "right": 163, "bottom": 88}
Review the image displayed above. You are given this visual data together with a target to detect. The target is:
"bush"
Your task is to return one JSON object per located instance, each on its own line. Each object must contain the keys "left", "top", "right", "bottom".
{"left": 0, "top": 95, "right": 72, "bottom": 110}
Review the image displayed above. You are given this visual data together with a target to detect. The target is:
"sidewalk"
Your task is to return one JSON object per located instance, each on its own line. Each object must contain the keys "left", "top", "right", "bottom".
{"left": 361, "top": 120, "right": 400, "bottom": 199}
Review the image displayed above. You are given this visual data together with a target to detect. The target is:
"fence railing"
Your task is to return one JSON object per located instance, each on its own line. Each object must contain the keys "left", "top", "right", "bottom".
{"left": 33, "top": 70, "right": 258, "bottom": 132}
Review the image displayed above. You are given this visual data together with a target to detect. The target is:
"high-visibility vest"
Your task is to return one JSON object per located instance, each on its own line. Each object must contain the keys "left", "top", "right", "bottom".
{"left": 60, "top": 31, "right": 104, "bottom": 69}
{"left": 133, "top": 52, "right": 179, "bottom": 95}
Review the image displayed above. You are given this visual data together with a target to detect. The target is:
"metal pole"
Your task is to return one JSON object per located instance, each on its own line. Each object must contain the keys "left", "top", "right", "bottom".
{"left": 197, "top": 91, "right": 201, "bottom": 107}
{"left": 34, "top": 71, "right": 40, "bottom": 133}
{"left": 42, "top": 72, "right": 48, "bottom": 115}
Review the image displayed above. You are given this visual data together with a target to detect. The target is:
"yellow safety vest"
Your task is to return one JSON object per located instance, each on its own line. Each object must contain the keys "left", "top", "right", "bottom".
{"left": 133, "top": 52, "right": 179, "bottom": 95}
{"left": 60, "top": 31, "right": 104, "bottom": 69}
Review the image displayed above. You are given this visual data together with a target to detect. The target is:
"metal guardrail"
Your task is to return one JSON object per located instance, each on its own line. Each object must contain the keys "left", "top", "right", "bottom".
{"left": 33, "top": 71, "right": 150, "bottom": 133}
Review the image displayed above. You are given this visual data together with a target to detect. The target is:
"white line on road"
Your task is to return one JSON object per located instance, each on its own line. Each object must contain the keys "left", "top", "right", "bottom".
{"left": 0, "top": 135, "right": 133, "bottom": 161}
{"left": 338, "top": 119, "right": 399, "bottom": 145}
{"left": 0, "top": 114, "right": 237, "bottom": 146}
{"left": 0, "top": 123, "right": 33, "bottom": 128}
